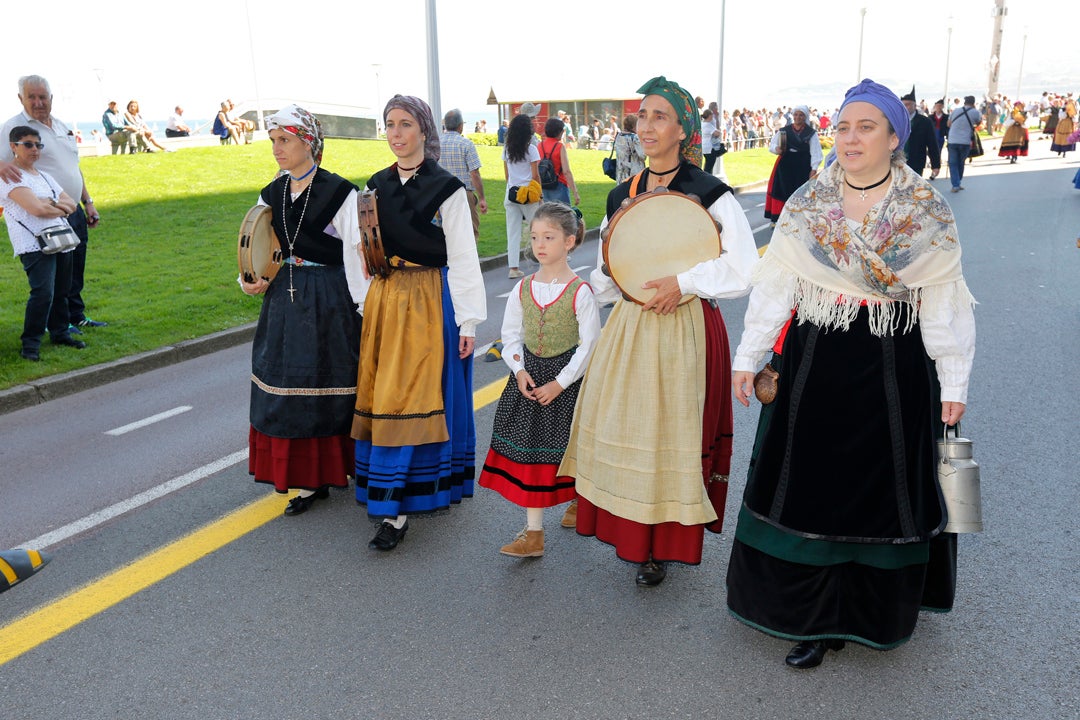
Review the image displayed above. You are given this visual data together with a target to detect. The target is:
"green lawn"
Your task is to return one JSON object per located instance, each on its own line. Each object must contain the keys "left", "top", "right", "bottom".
{"left": 0, "top": 139, "right": 773, "bottom": 389}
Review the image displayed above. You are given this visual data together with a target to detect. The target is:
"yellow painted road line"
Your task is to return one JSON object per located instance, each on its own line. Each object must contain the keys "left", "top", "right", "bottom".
{"left": 473, "top": 374, "right": 508, "bottom": 408}
{"left": 0, "top": 375, "right": 509, "bottom": 667}
{"left": 0, "top": 494, "right": 286, "bottom": 665}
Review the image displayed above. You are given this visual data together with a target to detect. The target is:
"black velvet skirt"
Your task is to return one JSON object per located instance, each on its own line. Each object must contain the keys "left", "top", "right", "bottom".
{"left": 250, "top": 264, "right": 361, "bottom": 439}
{"left": 726, "top": 307, "right": 956, "bottom": 649}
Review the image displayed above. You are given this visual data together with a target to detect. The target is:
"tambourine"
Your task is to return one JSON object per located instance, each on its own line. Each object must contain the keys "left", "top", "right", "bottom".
{"left": 358, "top": 190, "right": 390, "bottom": 278}
{"left": 600, "top": 187, "right": 722, "bottom": 306}
{"left": 238, "top": 205, "right": 282, "bottom": 284}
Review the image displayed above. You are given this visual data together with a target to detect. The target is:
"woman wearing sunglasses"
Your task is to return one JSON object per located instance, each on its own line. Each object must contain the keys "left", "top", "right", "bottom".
{"left": 0, "top": 126, "right": 86, "bottom": 361}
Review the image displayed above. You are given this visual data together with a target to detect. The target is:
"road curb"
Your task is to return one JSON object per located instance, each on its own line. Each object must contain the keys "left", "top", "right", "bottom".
{"left": 0, "top": 324, "right": 257, "bottom": 416}
{"left": 2, "top": 179, "right": 768, "bottom": 416}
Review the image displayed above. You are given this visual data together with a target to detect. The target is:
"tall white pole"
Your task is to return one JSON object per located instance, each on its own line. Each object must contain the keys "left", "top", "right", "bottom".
{"left": 943, "top": 21, "right": 953, "bottom": 103}
{"left": 244, "top": 0, "right": 264, "bottom": 130}
{"left": 987, "top": 0, "right": 1007, "bottom": 98}
{"left": 716, "top": 0, "right": 726, "bottom": 114}
{"left": 856, "top": 8, "right": 867, "bottom": 81}
{"left": 426, "top": 0, "right": 442, "bottom": 125}
{"left": 1015, "top": 32, "right": 1027, "bottom": 100}
{"left": 372, "top": 64, "right": 382, "bottom": 134}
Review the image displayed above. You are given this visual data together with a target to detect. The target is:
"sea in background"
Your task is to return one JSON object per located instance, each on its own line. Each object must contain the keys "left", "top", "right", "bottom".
{"left": 70, "top": 105, "right": 503, "bottom": 142}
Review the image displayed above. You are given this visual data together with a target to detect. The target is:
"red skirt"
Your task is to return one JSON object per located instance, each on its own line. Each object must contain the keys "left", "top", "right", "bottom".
{"left": 764, "top": 158, "right": 785, "bottom": 221}
{"left": 248, "top": 426, "right": 354, "bottom": 493}
{"left": 479, "top": 449, "right": 576, "bottom": 508}
{"left": 575, "top": 301, "right": 733, "bottom": 565}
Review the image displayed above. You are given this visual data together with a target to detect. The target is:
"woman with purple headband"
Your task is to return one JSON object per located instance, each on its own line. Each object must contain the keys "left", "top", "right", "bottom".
{"left": 351, "top": 95, "right": 486, "bottom": 551}
{"left": 728, "top": 79, "right": 976, "bottom": 668}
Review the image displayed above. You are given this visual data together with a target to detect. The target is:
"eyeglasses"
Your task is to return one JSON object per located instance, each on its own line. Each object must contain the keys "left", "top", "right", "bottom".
{"left": 13, "top": 141, "right": 44, "bottom": 149}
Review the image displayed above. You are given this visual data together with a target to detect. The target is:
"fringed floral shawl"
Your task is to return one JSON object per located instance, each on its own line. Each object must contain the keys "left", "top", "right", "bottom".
{"left": 755, "top": 159, "right": 976, "bottom": 336}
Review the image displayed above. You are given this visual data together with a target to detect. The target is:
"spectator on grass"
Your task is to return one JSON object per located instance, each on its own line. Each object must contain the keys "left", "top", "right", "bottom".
{"left": 2, "top": 74, "right": 107, "bottom": 331}
{"left": 0, "top": 125, "right": 85, "bottom": 361}
{"left": 102, "top": 100, "right": 134, "bottom": 154}
{"left": 440, "top": 108, "right": 488, "bottom": 241}
{"left": 124, "top": 100, "right": 169, "bottom": 152}
{"left": 166, "top": 106, "right": 192, "bottom": 137}
{"left": 614, "top": 114, "right": 645, "bottom": 183}
{"left": 213, "top": 101, "right": 241, "bottom": 145}
{"left": 539, "top": 117, "right": 580, "bottom": 206}
{"left": 226, "top": 99, "right": 254, "bottom": 143}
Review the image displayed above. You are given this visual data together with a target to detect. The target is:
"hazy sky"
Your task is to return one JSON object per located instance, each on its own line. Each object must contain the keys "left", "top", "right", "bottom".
{"left": 1, "top": 0, "right": 1071, "bottom": 127}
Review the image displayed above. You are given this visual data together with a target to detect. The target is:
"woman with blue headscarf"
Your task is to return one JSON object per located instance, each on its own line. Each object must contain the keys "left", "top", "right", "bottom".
{"left": 727, "top": 80, "right": 976, "bottom": 668}
{"left": 351, "top": 95, "right": 486, "bottom": 551}
{"left": 558, "top": 76, "right": 758, "bottom": 587}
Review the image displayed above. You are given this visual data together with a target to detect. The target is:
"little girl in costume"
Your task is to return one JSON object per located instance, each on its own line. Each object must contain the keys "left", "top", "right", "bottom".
{"left": 479, "top": 203, "right": 601, "bottom": 557}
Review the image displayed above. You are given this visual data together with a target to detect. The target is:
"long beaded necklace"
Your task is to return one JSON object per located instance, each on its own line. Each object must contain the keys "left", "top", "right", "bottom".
{"left": 281, "top": 173, "right": 314, "bottom": 302}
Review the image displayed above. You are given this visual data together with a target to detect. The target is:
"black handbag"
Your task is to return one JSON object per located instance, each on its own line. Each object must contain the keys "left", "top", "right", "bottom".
{"left": 602, "top": 140, "right": 617, "bottom": 180}
{"left": 962, "top": 109, "right": 984, "bottom": 158}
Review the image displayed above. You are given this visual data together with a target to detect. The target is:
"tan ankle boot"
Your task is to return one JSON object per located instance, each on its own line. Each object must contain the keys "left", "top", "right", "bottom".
{"left": 500, "top": 528, "right": 544, "bottom": 557}
{"left": 560, "top": 499, "right": 578, "bottom": 528}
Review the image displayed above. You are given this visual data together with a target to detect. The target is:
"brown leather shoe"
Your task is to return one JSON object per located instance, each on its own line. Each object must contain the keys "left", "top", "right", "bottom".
{"left": 500, "top": 528, "right": 544, "bottom": 557}
{"left": 560, "top": 499, "right": 578, "bottom": 528}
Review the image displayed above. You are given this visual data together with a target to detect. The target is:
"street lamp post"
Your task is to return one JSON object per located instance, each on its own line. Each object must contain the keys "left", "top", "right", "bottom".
{"left": 372, "top": 64, "right": 382, "bottom": 134}
{"left": 1016, "top": 31, "right": 1027, "bottom": 100}
{"left": 243, "top": 0, "right": 264, "bottom": 130}
{"left": 425, "top": 0, "right": 442, "bottom": 125}
{"left": 716, "top": 0, "right": 726, "bottom": 115}
{"left": 943, "top": 19, "right": 953, "bottom": 105}
{"left": 856, "top": 8, "right": 867, "bottom": 81}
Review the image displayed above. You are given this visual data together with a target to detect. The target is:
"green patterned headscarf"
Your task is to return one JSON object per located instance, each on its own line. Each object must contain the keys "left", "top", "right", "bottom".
{"left": 636, "top": 76, "right": 703, "bottom": 166}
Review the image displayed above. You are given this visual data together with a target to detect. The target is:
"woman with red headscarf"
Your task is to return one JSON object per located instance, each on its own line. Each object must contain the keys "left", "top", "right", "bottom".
{"left": 241, "top": 105, "right": 365, "bottom": 516}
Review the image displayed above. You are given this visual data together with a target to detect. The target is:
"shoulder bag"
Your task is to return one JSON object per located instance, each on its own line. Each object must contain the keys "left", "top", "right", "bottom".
{"left": 602, "top": 136, "right": 617, "bottom": 180}
{"left": 962, "top": 109, "right": 984, "bottom": 158}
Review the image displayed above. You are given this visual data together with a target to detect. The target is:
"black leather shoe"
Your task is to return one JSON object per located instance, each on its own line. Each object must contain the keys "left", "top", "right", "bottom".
{"left": 369, "top": 520, "right": 409, "bottom": 550}
{"left": 785, "top": 639, "right": 846, "bottom": 669}
{"left": 635, "top": 560, "right": 667, "bottom": 586}
{"left": 20, "top": 348, "right": 40, "bottom": 362}
{"left": 283, "top": 486, "right": 330, "bottom": 516}
{"left": 50, "top": 334, "right": 86, "bottom": 349}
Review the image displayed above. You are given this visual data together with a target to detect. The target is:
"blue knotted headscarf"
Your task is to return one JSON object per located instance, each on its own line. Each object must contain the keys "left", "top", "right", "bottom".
{"left": 838, "top": 78, "right": 910, "bottom": 148}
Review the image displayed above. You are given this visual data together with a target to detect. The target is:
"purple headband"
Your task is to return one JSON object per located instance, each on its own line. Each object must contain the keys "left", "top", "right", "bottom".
{"left": 839, "top": 78, "right": 910, "bottom": 148}
{"left": 383, "top": 94, "right": 441, "bottom": 162}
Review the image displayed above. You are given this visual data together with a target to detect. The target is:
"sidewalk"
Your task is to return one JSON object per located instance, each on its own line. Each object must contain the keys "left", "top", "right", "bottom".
{"left": 0, "top": 180, "right": 768, "bottom": 416}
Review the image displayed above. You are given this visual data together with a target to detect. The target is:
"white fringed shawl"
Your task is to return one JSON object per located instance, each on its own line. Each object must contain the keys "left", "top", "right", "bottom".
{"left": 757, "top": 160, "right": 976, "bottom": 336}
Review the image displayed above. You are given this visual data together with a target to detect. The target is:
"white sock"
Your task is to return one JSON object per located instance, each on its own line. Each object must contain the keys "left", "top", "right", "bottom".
{"left": 526, "top": 507, "right": 544, "bottom": 531}
{"left": 296, "top": 489, "right": 315, "bottom": 498}
{"left": 388, "top": 515, "right": 407, "bottom": 529}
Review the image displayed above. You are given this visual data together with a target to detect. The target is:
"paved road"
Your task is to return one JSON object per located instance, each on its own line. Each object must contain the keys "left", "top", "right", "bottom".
{"left": 1, "top": 150, "right": 1078, "bottom": 720}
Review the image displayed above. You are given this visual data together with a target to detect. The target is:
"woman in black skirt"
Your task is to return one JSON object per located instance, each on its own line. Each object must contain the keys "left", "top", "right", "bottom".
{"left": 729, "top": 79, "right": 976, "bottom": 669}
{"left": 240, "top": 105, "right": 366, "bottom": 516}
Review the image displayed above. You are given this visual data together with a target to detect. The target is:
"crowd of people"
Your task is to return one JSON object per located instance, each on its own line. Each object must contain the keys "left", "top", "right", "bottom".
{"left": 21, "top": 67, "right": 1080, "bottom": 672}
{"left": 91, "top": 97, "right": 252, "bottom": 154}
{"left": 224, "top": 73, "right": 983, "bottom": 672}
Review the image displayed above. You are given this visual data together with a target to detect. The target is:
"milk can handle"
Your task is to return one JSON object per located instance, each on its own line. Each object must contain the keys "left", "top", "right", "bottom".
{"left": 941, "top": 422, "right": 960, "bottom": 465}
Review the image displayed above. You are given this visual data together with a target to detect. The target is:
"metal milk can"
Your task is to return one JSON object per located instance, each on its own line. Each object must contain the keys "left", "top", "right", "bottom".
{"left": 937, "top": 425, "right": 983, "bottom": 533}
